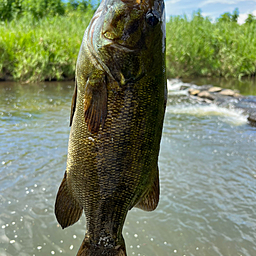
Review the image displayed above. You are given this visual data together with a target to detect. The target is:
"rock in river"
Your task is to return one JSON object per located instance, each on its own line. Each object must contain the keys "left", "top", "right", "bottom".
{"left": 197, "top": 91, "right": 215, "bottom": 100}
{"left": 219, "top": 89, "right": 236, "bottom": 97}
{"left": 248, "top": 113, "right": 256, "bottom": 126}
{"left": 189, "top": 88, "right": 200, "bottom": 96}
{"left": 208, "top": 86, "right": 222, "bottom": 93}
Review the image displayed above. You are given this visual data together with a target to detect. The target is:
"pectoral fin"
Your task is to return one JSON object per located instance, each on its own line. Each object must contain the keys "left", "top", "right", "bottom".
{"left": 84, "top": 71, "right": 107, "bottom": 133}
{"left": 135, "top": 167, "right": 160, "bottom": 211}
{"left": 55, "top": 172, "right": 83, "bottom": 229}
{"left": 70, "top": 80, "right": 77, "bottom": 127}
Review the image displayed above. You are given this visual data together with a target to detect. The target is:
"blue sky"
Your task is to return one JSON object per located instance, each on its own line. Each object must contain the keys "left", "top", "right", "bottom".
{"left": 165, "top": 0, "right": 256, "bottom": 23}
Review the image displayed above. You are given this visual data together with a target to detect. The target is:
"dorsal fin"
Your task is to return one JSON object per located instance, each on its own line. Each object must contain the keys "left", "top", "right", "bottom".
{"left": 135, "top": 167, "right": 160, "bottom": 211}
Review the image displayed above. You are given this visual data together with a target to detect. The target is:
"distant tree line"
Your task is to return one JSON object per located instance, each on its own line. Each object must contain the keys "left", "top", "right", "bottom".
{"left": 0, "top": 0, "right": 92, "bottom": 21}
{"left": 217, "top": 8, "right": 256, "bottom": 24}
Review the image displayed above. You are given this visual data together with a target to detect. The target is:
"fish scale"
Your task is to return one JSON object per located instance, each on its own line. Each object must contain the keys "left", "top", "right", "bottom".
{"left": 55, "top": 0, "right": 166, "bottom": 255}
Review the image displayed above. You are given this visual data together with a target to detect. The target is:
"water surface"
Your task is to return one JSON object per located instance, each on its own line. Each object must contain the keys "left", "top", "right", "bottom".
{"left": 0, "top": 80, "right": 256, "bottom": 256}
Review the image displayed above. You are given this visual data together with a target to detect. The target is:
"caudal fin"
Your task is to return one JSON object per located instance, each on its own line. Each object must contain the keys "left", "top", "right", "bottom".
{"left": 76, "top": 236, "right": 126, "bottom": 256}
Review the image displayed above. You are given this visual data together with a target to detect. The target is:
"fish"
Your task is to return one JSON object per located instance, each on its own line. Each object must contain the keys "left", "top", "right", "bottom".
{"left": 54, "top": 0, "right": 166, "bottom": 255}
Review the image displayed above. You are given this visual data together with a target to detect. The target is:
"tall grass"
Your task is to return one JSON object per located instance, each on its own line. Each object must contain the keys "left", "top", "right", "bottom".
{"left": 1, "top": 9, "right": 256, "bottom": 81}
{"left": 166, "top": 13, "right": 256, "bottom": 78}
{"left": 0, "top": 9, "right": 94, "bottom": 82}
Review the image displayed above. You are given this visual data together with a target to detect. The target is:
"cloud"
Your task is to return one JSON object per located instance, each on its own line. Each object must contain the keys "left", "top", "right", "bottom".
{"left": 201, "top": 0, "right": 256, "bottom": 6}
{"left": 238, "top": 13, "right": 248, "bottom": 24}
{"left": 165, "top": 0, "right": 181, "bottom": 3}
{"left": 237, "top": 9, "right": 256, "bottom": 24}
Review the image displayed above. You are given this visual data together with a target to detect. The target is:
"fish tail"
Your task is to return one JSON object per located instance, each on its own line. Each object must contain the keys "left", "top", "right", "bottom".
{"left": 77, "top": 236, "right": 126, "bottom": 256}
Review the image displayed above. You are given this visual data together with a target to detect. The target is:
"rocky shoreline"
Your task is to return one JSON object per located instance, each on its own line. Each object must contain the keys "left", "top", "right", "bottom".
{"left": 168, "top": 80, "right": 256, "bottom": 126}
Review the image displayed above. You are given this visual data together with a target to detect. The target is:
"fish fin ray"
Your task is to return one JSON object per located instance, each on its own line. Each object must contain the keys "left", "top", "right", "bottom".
{"left": 70, "top": 80, "right": 78, "bottom": 127}
{"left": 55, "top": 172, "right": 83, "bottom": 229}
{"left": 84, "top": 72, "right": 107, "bottom": 133}
{"left": 135, "top": 167, "right": 159, "bottom": 211}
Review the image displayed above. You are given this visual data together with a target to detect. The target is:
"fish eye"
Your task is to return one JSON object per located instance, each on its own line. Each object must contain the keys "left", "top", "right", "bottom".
{"left": 145, "top": 12, "right": 159, "bottom": 27}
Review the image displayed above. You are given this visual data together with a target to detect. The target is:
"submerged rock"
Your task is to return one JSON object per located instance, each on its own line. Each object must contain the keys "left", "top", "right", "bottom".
{"left": 233, "top": 92, "right": 243, "bottom": 98}
{"left": 248, "top": 113, "right": 256, "bottom": 126}
{"left": 219, "top": 89, "right": 236, "bottom": 96}
{"left": 188, "top": 85, "right": 243, "bottom": 102}
{"left": 208, "top": 87, "right": 222, "bottom": 93}
{"left": 189, "top": 89, "right": 200, "bottom": 96}
{"left": 168, "top": 79, "right": 256, "bottom": 127}
{"left": 198, "top": 91, "right": 215, "bottom": 100}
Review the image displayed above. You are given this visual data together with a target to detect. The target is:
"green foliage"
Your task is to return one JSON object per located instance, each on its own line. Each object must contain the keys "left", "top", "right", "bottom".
{"left": 21, "top": 0, "right": 65, "bottom": 20}
{"left": 0, "top": 0, "right": 92, "bottom": 21}
{"left": 166, "top": 11, "right": 256, "bottom": 78}
{"left": 218, "top": 12, "right": 232, "bottom": 23}
{"left": 0, "top": 0, "right": 94, "bottom": 81}
{"left": 217, "top": 8, "right": 239, "bottom": 23}
{"left": 231, "top": 8, "right": 239, "bottom": 22}
{"left": 66, "top": 0, "right": 89, "bottom": 12}
{"left": 0, "top": 6, "right": 256, "bottom": 81}
{"left": 245, "top": 13, "right": 256, "bottom": 24}
{"left": 0, "top": 0, "right": 22, "bottom": 21}
{"left": 0, "top": 9, "right": 94, "bottom": 81}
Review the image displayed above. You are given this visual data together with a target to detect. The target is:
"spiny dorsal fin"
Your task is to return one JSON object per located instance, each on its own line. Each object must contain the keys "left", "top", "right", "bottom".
{"left": 84, "top": 71, "right": 107, "bottom": 133}
{"left": 55, "top": 172, "right": 83, "bottom": 229}
{"left": 70, "top": 80, "right": 77, "bottom": 127}
{"left": 135, "top": 167, "right": 159, "bottom": 211}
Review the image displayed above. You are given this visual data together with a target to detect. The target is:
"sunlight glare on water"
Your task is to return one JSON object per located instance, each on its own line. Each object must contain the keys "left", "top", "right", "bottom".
{"left": 0, "top": 81, "right": 256, "bottom": 256}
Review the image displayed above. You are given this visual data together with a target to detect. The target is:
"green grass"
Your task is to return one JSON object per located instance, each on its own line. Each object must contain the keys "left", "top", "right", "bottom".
{"left": 0, "top": 10, "right": 256, "bottom": 81}
{"left": 0, "top": 10, "right": 94, "bottom": 82}
{"left": 166, "top": 14, "right": 256, "bottom": 78}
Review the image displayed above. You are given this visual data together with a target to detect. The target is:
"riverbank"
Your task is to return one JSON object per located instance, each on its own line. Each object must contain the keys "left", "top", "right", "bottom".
{"left": 0, "top": 9, "right": 94, "bottom": 82}
{"left": 1, "top": 10, "right": 256, "bottom": 82}
{"left": 166, "top": 13, "right": 256, "bottom": 79}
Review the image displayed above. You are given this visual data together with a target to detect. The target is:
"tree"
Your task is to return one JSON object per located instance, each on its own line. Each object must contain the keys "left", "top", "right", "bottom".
{"left": 21, "top": 0, "right": 65, "bottom": 20}
{"left": 218, "top": 8, "right": 239, "bottom": 23}
{"left": 245, "top": 13, "right": 256, "bottom": 24}
{"left": 0, "top": 0, "right": 22, "bottom": 21}
{"left": 218, "top": 12, "right": 232, "bottom": 23}
{"left": 66, "top": 0, "right": 89, "bottom": 12}
{"left": 0, "top": 0, "right": 92, "bottom": 21}
{"left": 231, "top": 8, "right": 239, "bottom": 23}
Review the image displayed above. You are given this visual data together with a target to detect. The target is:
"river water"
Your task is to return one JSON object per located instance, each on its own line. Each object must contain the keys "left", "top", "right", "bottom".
{"left": 0, "top": 79, "right": 256, "bottom": 256}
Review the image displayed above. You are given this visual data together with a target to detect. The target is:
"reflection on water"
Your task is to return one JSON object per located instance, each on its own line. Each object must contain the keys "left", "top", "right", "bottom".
{"left": 0, "top": 80, "right": 256, "bottom": 256}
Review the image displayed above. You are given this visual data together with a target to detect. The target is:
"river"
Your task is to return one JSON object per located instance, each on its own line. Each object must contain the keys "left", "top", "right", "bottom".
{"left": 0, "top": 78, "right": 256, "bottom": 256}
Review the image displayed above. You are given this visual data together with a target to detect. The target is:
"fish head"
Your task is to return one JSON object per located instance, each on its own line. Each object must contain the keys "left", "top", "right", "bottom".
{"left": 87, "top": 0, "right": 165, "bottom": 84}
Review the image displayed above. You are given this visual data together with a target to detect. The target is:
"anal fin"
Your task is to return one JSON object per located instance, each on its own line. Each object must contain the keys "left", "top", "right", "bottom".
{"left": 55, "top": 172, "right": 83, "bottom": 229}
{"left": 135, "top": 167, "right": 160, "bottom": 211}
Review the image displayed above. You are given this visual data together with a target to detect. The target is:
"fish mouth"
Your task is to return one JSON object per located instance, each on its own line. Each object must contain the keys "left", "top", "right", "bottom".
{"left": 105, "top": 39, "right": 139, "bottom": 52}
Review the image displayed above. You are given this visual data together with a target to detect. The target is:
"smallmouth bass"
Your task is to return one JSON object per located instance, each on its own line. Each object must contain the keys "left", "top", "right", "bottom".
{"left": 55, "top": 0, "right": 166, "bottom": 255}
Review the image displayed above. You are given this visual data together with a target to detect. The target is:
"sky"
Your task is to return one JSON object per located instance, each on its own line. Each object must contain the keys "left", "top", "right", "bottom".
{"left": 165, "top": 0, "right": 256, "bottom": 23}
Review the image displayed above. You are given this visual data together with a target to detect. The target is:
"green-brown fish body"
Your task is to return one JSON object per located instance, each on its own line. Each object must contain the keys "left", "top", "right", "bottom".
{"left": 55, "top": 0, "right": 166, "bottom": 255}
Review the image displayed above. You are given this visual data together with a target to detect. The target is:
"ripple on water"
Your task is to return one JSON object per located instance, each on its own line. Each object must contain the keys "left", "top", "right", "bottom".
{"left": 0, "top": 81, "right": 256, "bottom": 256}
